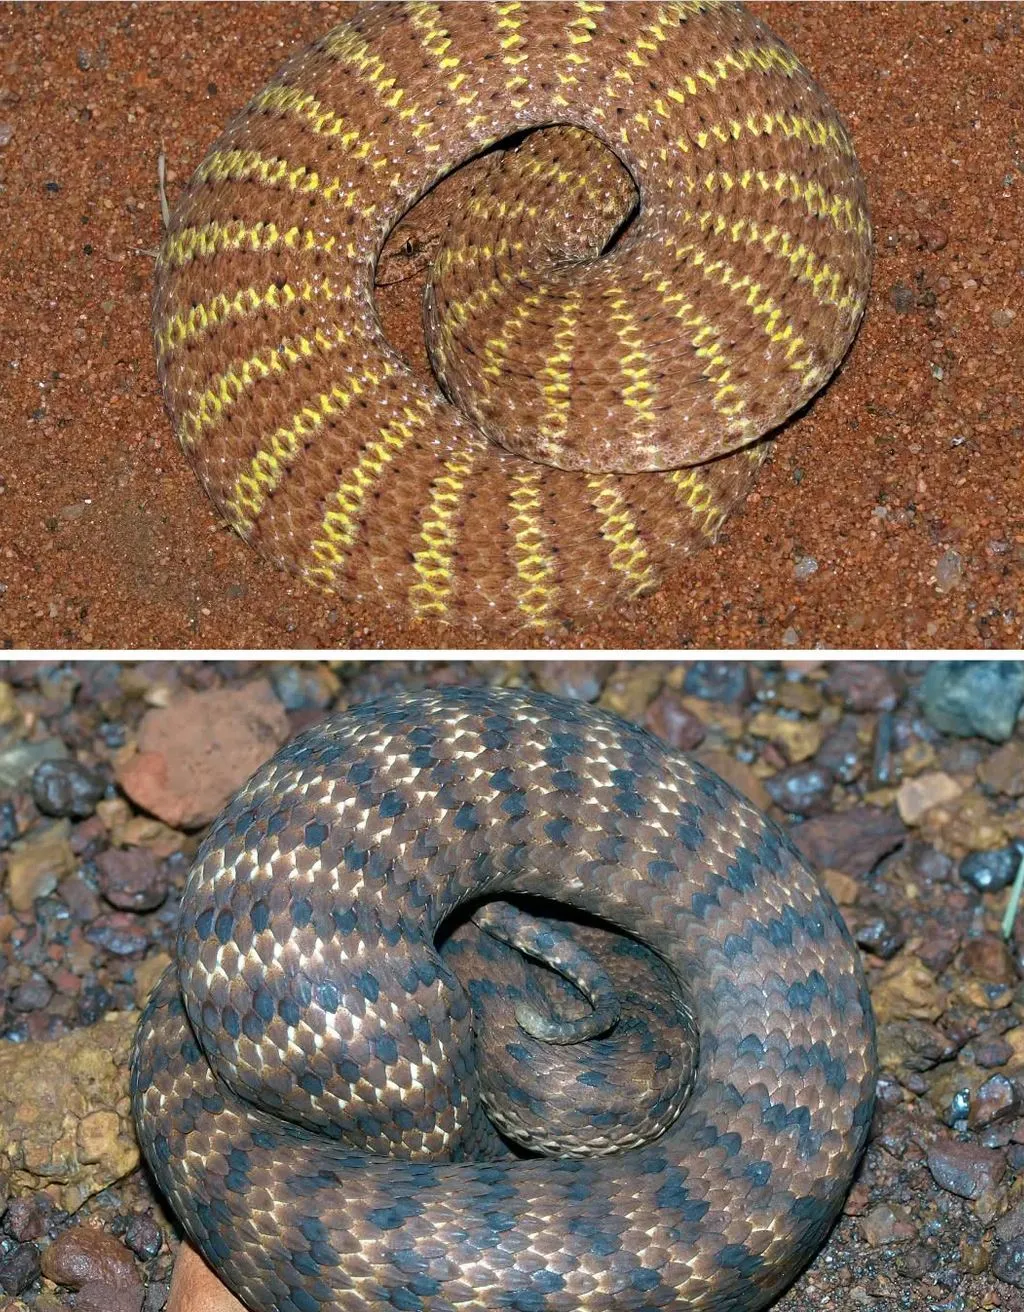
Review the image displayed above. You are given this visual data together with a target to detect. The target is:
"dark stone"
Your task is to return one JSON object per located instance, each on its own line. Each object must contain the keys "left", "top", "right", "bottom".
{"left": 921, "top": 661, "right": 1024, "bottom": 742}
{"left": 682, "top": 662, "right": 751, "bottom": 704}
{"left": 61, "top": 870, "right": 102, "bottom": 922}
{"left": 992, "top": 1237, "right": 1024, "bottom": 1289}
{"left": 969, "top": 1075, "right": 1022, "bottom": 1129}
{"left": 143, "top": 1280, "right": 170, "bottom": 1312}
{"left": 75, "top": 1281, "right": 144, "bottom": 1312}
{"left": 938, "top": 740, "right": 985, "bottom": 776}
{"left": 916, "top": 924, "right": 960, "bottom": 975}
{"left": 871, "top": 712, "right": 895, "bottom": 786}
{"left": 877, "top": 1020, "right": 956, "bottom": 1073}
{"left": 896, "top": 1244, "right": 937, "bottom": 1278}
{"left": 77, "top": 983, "right": 115, "bottom": 1026}
{"left": 123, "top": 1216, "right": 162, "bottom": 1262}
{"left": 857, "top": 1202, "right": 916, "bottom": 1246}
{"left": 959, "top": 842, "right": 1024, "bottom": 893}
{"left": 269, "top": 664, "right": 336, "bottom": 711}
{"left": 0, "top": 1241, "right": 41, "bottom": 1295}
{"left": 40, "top": 1225, "right": 138, "bottom": 1291}
{"left": 96, "top": 849, "right": 168, "bottom": 912}
{"left": 4, "top": 1197, "right": 47, "bottom": 1242}
{"left": 825, "top": 663, "right": 900, "bottom": 712}
{"left": 927, "top": 1139, "right": 1006, "bottom": 1199}
{"left": 889, "top": 282, "right": 916, "bottom": 312}
{"left": 981, "top": 1122, "right": 1016, "bottom": 1149}
{"left": 912, "top": 844, "right": 954, "bottom": 884}
{"left": 0, "top": 800, "right": 17, "bottom": 850}
{"left": 532, "top": 662, "right": 607, "bottom": 703}
{"left": 815, "top": 720, "right": 865, "bottom": 784}
{"left": 9, "top": 975, "right": 53, "bottom": 1012}
{"left": 764, "top": 763, "right": 834, "bottom": 816}
{"left": 961, "top": 934, "right": 1018, "bottom": 986}
{"left": 996, "top": 1202, "right": 1024, "bottom": 1243}
{"left": 644, "top": 691, "right": 705, "bottom": 752}
{"left": 100, "top": 722, "right": 127, "bottom": 749}
{"left": 31, "top": 758, "right": 106, "bottom": 818}
{"left": 0, "top": 738, "right": 68, "bottom": 790}
{"left": 850, "top": 908, "right": 905, "bottom": 960}
{"left": 84, "top": 915, "right": 150, "bottom": 957}
{"left": 973, "top": 1036, "right": 1014, "bottom": 1069}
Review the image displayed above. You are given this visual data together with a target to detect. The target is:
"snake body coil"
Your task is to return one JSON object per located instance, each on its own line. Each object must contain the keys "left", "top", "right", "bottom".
{"left": 154, "top": 2, "right": 872, "bottom": 629}
{"left": 132, "top": 687, "right": 876, "bottom": 1312}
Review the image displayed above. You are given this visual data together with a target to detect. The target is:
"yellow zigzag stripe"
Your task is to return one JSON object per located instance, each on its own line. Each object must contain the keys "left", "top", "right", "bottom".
{"left": 156, "top": 277, "right": 338, "bottom": 359}
{"left": 640, "top": 270, "right": 751, "bottom": 434}
{"left": 161, "top": 221, "right": 336, "bottom": 271}
{"left": 467, "top": 186, "right": 622, "bottom": 230}
{"left": 434, "top": 239, "right": 526, "bottom": 279}
{"left": 668, "top": 110, "right": 855, "bottom": 158}
{"left": 227, "top": 359, "right": 397, "bottom": 530}
{"left": 481, "top": 289, "right": 544, "bottom": 389}
{"left": 322, "top": 23, "right": 436, "bottom": 146}
{"left": 659, "top": 240, "right": 824, "bottom": 381}
{"left": 611, "top": 1, "right": 680, "bottom": 79}
{"left": 508, "top": 470, "right": 558, "bottom": 626}
{"left": 253, "top": 84, "right": 370, "bottom": 152}
{"left": 195, "top": 148, "right": 352, "bottom": 206}
{"left": 431, "top": 247, "right": 525, "bottom": 364}
{"left": 557, "top": 3, "right": 605, "bottom": 95}
{"left": 587, "top": 475, "right": 657, "bottom": 593}
{"left": 177, "top": 324, "right": 354, "bottom": 450}
{"left": 684, "top": 208, "right": 866, "bottom": 318}
{"left": 409, "top": 448, "right": 479, "bottom": 617}
{"left": 689, "top": 168, "right": 869, "bottom": 240}
{"left": 604, "top": 287, "right": 658, "bottom": 439}
{"left": 495, "top": 2, "right": 528, "bottom": 109}
{"left": 432, "top": 265, "right": 534, "bottom": 381}
{"left": 306, "top": 398, "right": 435, "bottom": 583}
{"left": 407, "top": 3, "right": 479, "bottom": 110}
{"left": 666, "top": 467, "right": 725, "bottom": 539}
{"left": 537, "top": 292, "right": 582, "bottom": 449}
{"left": 431, "top": 274, "right": 517, "bottom": 376}
{"left": 605, "top": 38, "right": 802, "bottom": 108}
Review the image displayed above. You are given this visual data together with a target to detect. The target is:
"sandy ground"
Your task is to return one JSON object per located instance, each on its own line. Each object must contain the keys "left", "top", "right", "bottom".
{"left": 0, "top": 3, "right": 1021, "bottom": 650}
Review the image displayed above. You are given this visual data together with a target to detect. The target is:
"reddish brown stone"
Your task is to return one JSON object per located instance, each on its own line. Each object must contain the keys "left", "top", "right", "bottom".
{"left": 791, "top": 807, "right": 907, "bottom": 876}
{"left": 41, "top": 1226, "right": 139, "bottom": 1292}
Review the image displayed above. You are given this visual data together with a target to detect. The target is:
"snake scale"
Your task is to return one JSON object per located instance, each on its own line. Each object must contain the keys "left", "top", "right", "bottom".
{"left": 131, "top": 686, "right": 876, "bottom": 1312}
{"left": 154, "top": 2, "right": 872, "bottom": 630}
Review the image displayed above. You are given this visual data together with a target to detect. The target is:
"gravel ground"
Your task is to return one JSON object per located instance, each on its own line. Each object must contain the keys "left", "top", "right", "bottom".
{"left": 1, "top": 4, "right": 1022, "bottom": 649}
{"left": 3, "top": 659, "right": 1024, "bottom": 1311}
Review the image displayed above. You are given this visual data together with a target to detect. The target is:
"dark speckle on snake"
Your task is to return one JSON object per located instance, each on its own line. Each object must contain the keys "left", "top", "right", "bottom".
{"left": 131, "top": 686, "right": 876, "bottom": 1312}
{"left": 153, "top": 1, "right": 872, "bottom": 630}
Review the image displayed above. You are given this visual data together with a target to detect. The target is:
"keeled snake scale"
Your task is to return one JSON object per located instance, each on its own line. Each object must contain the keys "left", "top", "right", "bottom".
{"left": 131, "top": 686, "right": 876, "bottom": 1312}
{"left": 153, "top": 2, "right": 872, "bottom": 629}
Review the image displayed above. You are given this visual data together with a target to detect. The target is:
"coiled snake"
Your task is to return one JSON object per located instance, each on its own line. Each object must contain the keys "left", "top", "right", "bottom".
{"left": 131, "top": 686, "right": 876, "bottom": 1312}
{"left": 154, "top": 2, "right": 872, "bottom": 629}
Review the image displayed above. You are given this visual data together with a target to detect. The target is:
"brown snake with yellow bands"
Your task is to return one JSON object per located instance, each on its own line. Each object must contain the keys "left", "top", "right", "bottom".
{"left": 131, "top": 686, "right": 876, "bottom": 1312}
{"left": 153, "top": 2, "right": 872, "bottom": 630}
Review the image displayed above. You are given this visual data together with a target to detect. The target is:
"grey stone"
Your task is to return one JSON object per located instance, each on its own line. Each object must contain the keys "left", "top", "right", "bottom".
{"left": 920, "top": 661, "right": 1024, "bottom": 742}
{"left": 0, "top": 738, "right": 69, "bottom": 790}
